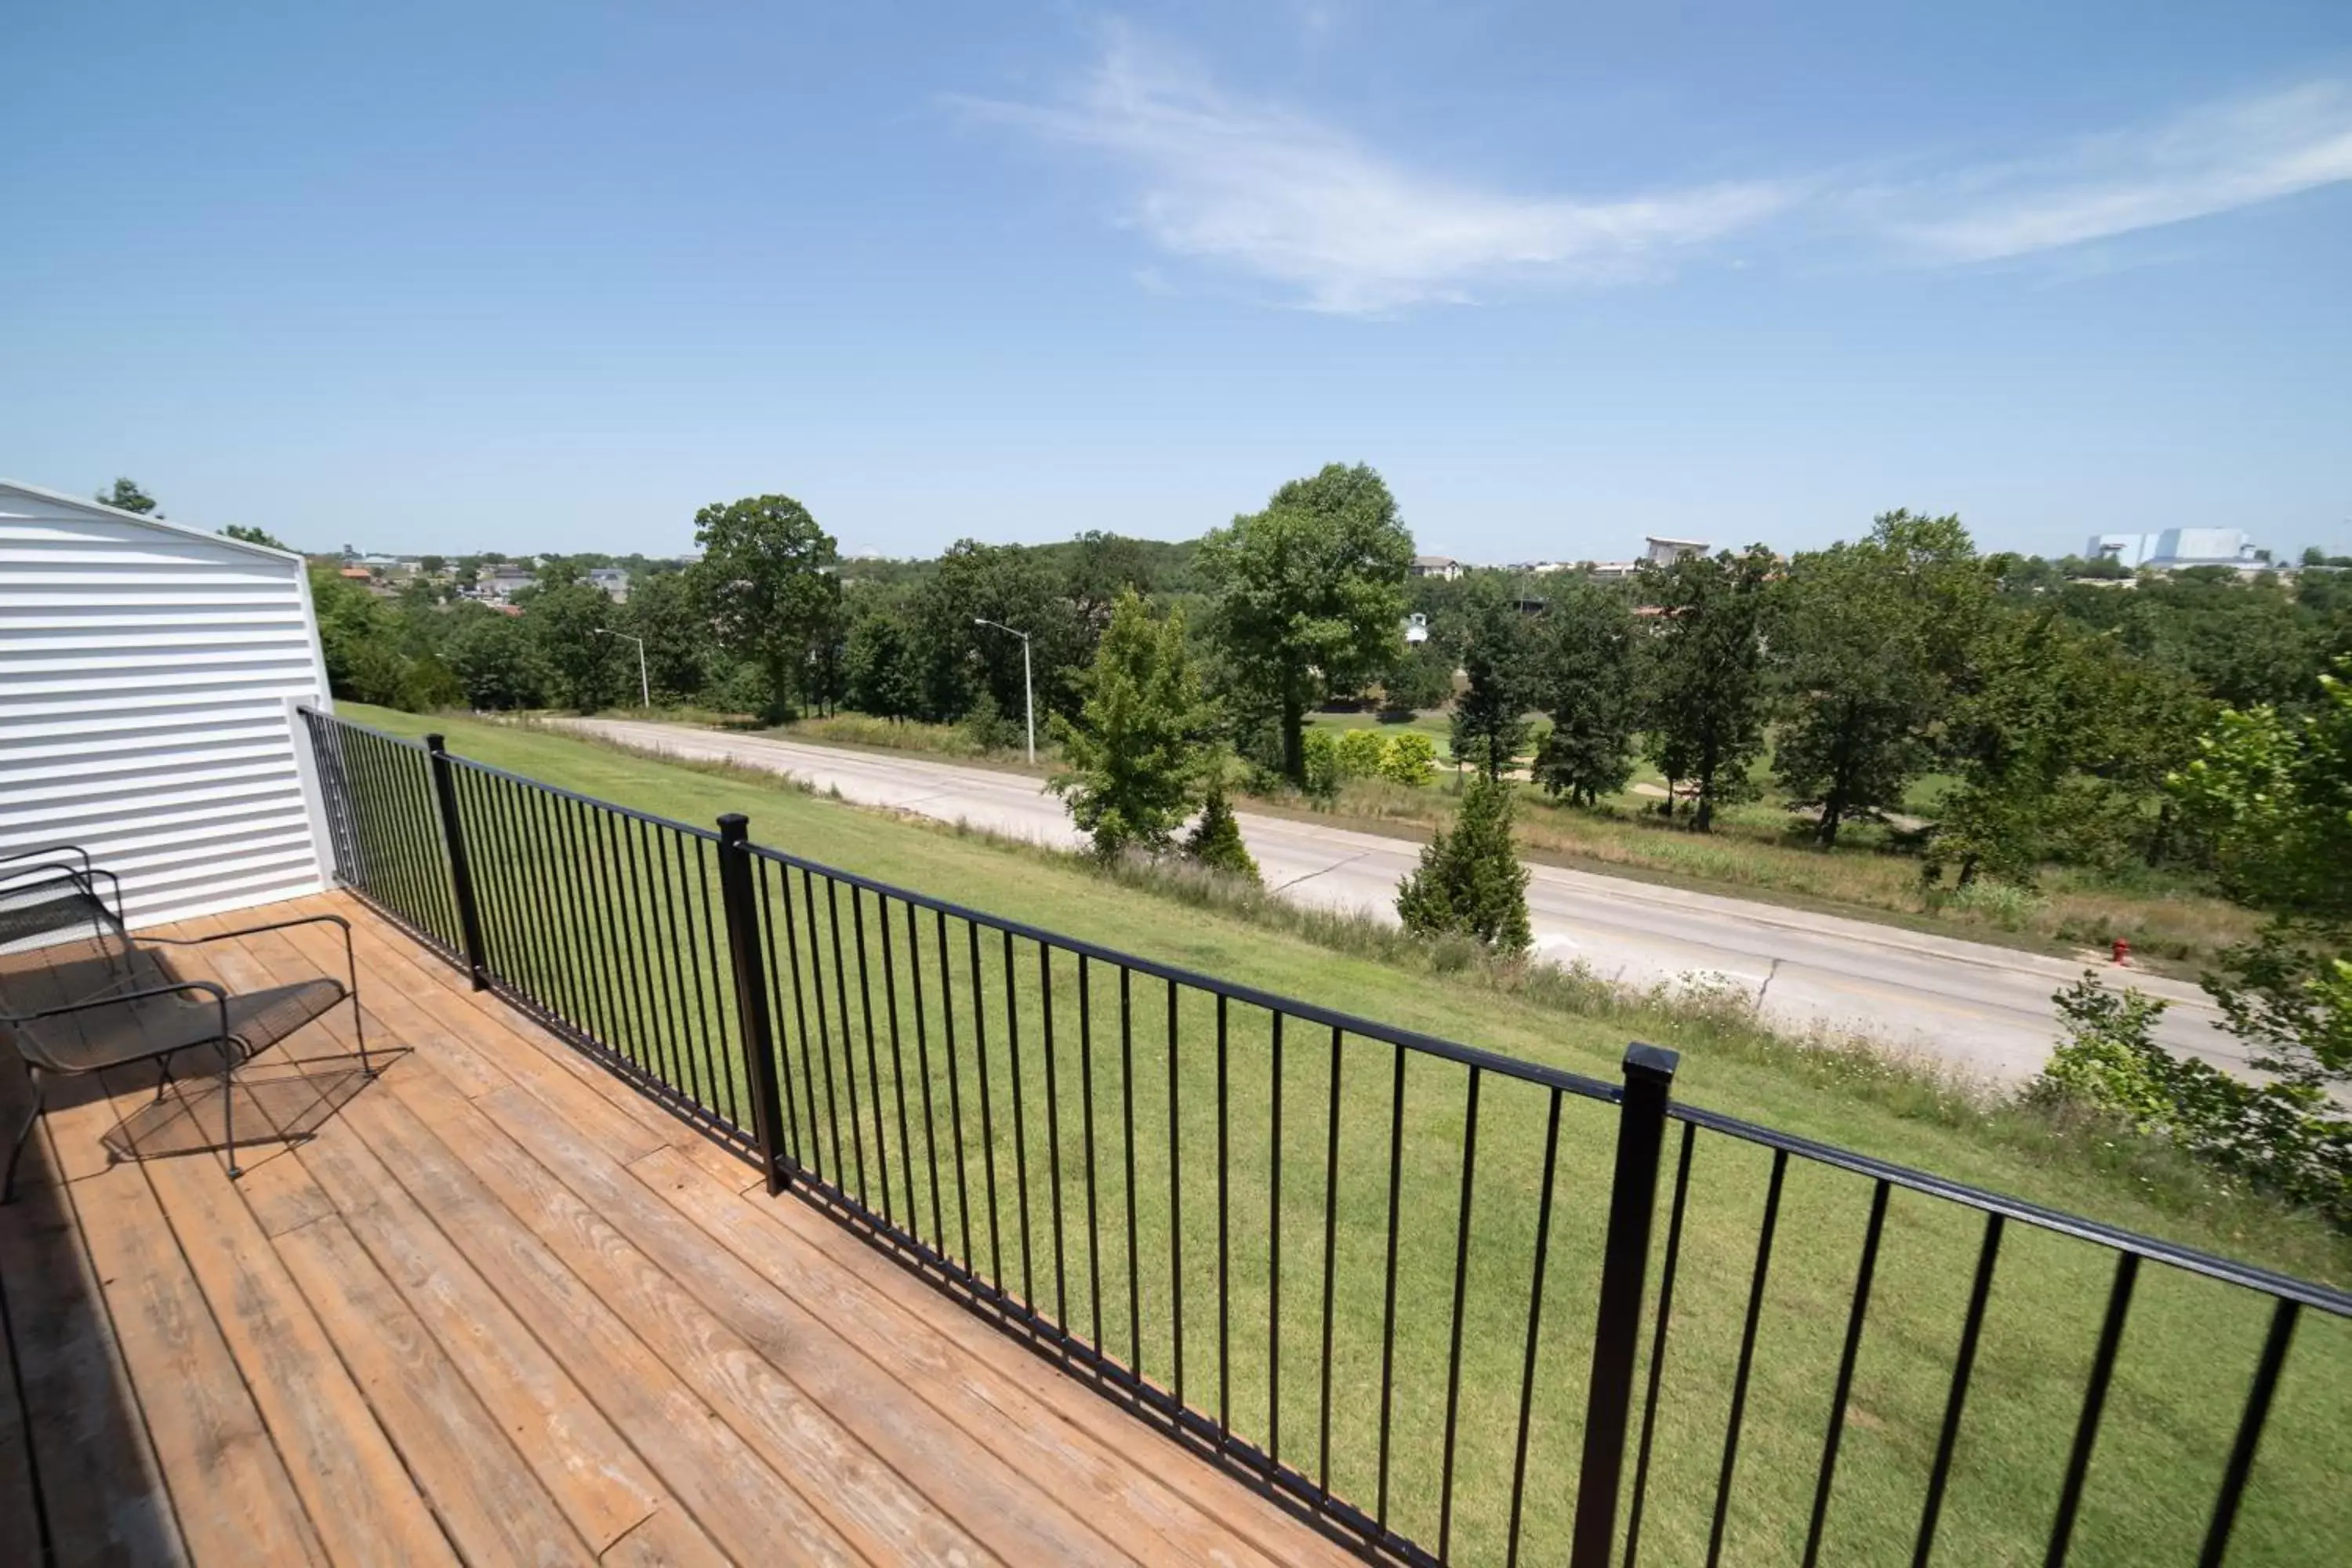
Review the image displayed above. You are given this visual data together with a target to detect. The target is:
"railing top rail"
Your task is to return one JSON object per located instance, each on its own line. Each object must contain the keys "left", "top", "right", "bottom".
{"left": 303, "top": 706, "right": 429, "bottom": 752}
{"left": 304, "top": 707, "right": 724, "bottom": 840}
{"left": 1671, "top": 1102, "right": 2352, "bottom": 1316}
{"left": 744, "top": 837, "right": 1624, "bottom": 1104}
{"left": 442, "top": 749, "right": 724, "bottom": 840}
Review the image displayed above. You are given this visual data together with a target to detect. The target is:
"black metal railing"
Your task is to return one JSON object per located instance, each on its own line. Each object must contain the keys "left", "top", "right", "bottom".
{"left": 299, "top": 709, "right": 2352, "bottom": 1568}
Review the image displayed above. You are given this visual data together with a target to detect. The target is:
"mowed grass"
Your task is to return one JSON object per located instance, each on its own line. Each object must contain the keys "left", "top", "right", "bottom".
{"left": 343, "top": 706, "right": 2350, "bottom": 1566}
{"left": 1282, "top": 714, "right": 2259, "bottom": 971}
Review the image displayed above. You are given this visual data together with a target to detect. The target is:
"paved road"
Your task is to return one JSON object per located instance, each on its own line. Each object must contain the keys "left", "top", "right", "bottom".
{"left": 562, "top": 718, "right": 2251, "bottom": 1086}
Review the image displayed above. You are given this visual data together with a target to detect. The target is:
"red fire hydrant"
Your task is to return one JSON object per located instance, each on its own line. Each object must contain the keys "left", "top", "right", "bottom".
{"left": 2112, "top": 938, "right": 2130, "bottom": 967}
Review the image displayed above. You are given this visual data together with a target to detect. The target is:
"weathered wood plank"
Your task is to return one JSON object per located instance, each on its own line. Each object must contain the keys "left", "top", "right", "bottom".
{"left": 492, "top": 1089, "right": 1131, "bottom": 1565}
{"left": 593, "top": 1504, "right": 733, "bottom": 1568}
{"left": 67, "top": 1160, "right": 324, "bottom": 1566}
{"left": 140, "top": 1149, "right": 457, "bottom": 1567}
{"left": 332, "top": 1069, "right": 858, "bottom": 1568}
{"left": 381, "top": 1062, "right": 987, "bottom": 1566}
{"left": 283, "top": 1078, "right": 684, "bottom": 1555}
{"left": 272, "top": 1213, "right": 596, "bottom": 1566}
{"left": 632, "top": 1145, "right": 1335, "bottom": 1568}
{"left": 0, "top": 1171, "right": 185, "bottom": 1566}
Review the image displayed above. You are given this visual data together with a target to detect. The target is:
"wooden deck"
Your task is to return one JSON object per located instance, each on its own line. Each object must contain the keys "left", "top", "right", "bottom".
{"left": 0, "top": 892, "right": 1359, "bottom": 1566}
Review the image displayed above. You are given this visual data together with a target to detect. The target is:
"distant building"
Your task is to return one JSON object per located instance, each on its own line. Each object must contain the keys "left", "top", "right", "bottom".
{"left": 1403, "top": 612, "right": 1429, "bottom": 645}
{"left": 2085, "top": 529, "right": 2263, "bottom": 570}
{"left": 1412, "top": 554, "right": 1464, "bottom": 581}
{"left": 587, "top": 566, "right": 630, "bottom": 602}
{"left": 484, "top": 564, "right": 537, "bottom": 601}
{"left": 1643, "top": 535, "right": 1708, "bottom": 567}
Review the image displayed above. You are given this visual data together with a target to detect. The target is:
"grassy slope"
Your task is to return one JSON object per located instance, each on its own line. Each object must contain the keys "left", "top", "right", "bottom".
{"left": 350, "top": 705, "right": 2348, "bottom": 1566}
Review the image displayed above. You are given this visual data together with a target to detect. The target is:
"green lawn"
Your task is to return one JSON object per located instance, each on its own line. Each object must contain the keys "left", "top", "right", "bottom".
{"left": 343, "top": 705, "right": 2349, "bottom": 1566}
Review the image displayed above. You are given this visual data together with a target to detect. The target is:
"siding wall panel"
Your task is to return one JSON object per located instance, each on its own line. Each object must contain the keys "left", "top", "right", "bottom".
{"left": 0, "top": 482, "right": 333, "bottom": 931}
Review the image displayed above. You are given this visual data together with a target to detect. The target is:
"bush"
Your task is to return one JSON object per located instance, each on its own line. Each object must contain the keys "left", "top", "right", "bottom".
{"left": 1378, "top": 731, "right": 1437, "bottom": 787}
{"left": 1396, "top": 775, "right": 1531, "bottom": 954}
{"left": 1333, "top": 727, "right": 1388, "bottom": 779}
{"left": 2033, "top": 973, "right": 2352, "bottom": 1227}
{"left": 1184, "top": 778, "right": 1261, "bottom": 884}
{"left": 1300, "top": 728, "right": 1341, "bottom": 798}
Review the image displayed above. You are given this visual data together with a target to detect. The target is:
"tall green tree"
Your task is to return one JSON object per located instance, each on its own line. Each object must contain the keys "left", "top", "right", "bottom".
{"left": 844, "top": 606, "right": 924, "bottom": 722}
{"left": 691, "top": 494, "right": 841, "bottom": 723}
{"left": 529, "top": 583, "right": 622, "bottom": 713}
{"left": 220, "top": 523, "right": 289, "bottom": 550}
{"left": 1445, "top": 579, "right": 1536, "bottom": 781}
{"left": 1640, "top": 546, "right": 1775, "bottom": 831}
{"left": 1530, "top": 578, "right": 1638, "bottom": 807}
{"left": 1769, "top": 514, "right": 1984, "bottom": 846}
{"left": 1198, "top": 463, "right": 1414, "bottom": 786}
{"left": 622, "top": 569, "right": 715, "bottom": 705}
{"left": 1049, "top": 591, "right": 1219, "bottom": 858}
{"left": 446, "top": 608, "right": 543, "bottom": 710}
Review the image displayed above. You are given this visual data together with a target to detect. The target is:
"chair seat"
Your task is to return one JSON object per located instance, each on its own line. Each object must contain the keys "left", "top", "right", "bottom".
{"left": 9, "top": 978, "right": 348, "bottom": 1075}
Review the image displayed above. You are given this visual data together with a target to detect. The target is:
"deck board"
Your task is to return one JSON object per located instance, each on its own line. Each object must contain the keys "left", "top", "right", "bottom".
{"left": 3, "top": 891, "right": 1353, "bottom": 1565}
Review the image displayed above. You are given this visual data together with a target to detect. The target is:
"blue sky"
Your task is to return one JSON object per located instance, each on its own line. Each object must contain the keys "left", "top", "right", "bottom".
{"left": 5, "top": 2, "right": 2348, "bottom": 561}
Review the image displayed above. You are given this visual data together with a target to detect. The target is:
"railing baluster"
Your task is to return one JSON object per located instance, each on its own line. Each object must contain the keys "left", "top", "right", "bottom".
{"left": 1267, "top": 1010, "right": 1283, "bottom": 1470}
{"left": 1914, "top": 1213, "right": 2006, "bottom": 1568}
{"left": 1040, "top": 942, "right": 1067, "bottom": 1338}
{"left": 969, "top": 919, "right": 1004, "bottom": 1292}
{"left": 1437, "top": 1065, "right": 1483, "bottom": 1562}
{"left": 825, "top": 878, "right": 869, "bottom": 1206}
{"left": 1121, "top": 966, "right": 1142, "bottom": 1377}
{"left": 1803, "top": 1178, "right": 1892, "bottom": 1568}
{"left": 1708, "top": 1148, "right": 1790, "bottom": 1568}
{"left": 880, "top": 895, "right": 918, "bottom": 1247}
{"left": 1079, "top": 954, "right": 1103, "bottom": 1351}
{"left": 1318, "top": 1024, "right": 1342, "bottom": 1499}
{"left": 1375, "top": 1038, "right": 1406, "bottom": 1532}
{"left": 778, "top": 861, "right": 824, "bottom": 1186}
{"left": 851, "top": 887, "right": 893, "bottom": 1226}
{"left": 1004, "top": 928, "right": 1034, "bottom": 1308}
{"left": 905, "top": 900, "right": 944, "bottom": 1248}
{"left": 802, "top": 869, "right": 848, "bottom": 1185}
{"left": 2045, "top": 1250, "right": 2137, "bottom": 1568}
{"left": 1167, "top": 977, "right": 1185, "bottom": 1409}
{"left": 2197, "top": 1298, "right": 2299, "bottom": 1568}
{"left": 1504, "top": 1086, "right": 1564, "bottom": 1568}
{"left": 1216, "top": 991, "right": 1230, "bottom": 1449}
{"left": 937, "top": 909, "right": 975, "bottom": 1270}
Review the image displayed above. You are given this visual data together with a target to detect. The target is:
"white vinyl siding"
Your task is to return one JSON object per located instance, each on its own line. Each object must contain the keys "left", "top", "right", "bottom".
{"left": 0, "top": 481, "right": 333, "bottom": 931}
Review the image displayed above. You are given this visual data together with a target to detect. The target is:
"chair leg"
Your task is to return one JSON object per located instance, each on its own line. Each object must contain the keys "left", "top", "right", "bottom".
{"left": 3, "top": 1067, "right": 42, "bottom": 1206}
{"left": 223, "top": 1040, "right": 239, "bottom": 1180}
{"left": 352, "top": 992, "right": 373, "bottom": 1078}
{"left": 154, "top": 1051, "right": 175, "bottom": 1103}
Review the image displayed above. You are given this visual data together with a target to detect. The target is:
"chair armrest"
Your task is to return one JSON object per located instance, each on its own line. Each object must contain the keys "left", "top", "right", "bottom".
{"left": 3, "top": 978, "right": 227, "bottom": 1026}
{"left": 0, "top": 844, "right": 91, "bottom": 874}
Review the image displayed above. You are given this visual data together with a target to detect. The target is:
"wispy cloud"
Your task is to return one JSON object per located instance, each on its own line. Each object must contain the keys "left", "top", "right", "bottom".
{"left": 952, "top": 31, "right": 1790, "bottom": 313}
{"left": 960, "top": 33, "right": 2352, "bottom": 309}
{"left": 1882, "top": 82, "right": 2352, "bottom": 262}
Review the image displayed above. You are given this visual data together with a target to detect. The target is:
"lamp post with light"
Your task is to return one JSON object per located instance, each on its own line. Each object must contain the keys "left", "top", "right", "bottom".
{"left": 971, "top": 617, "right": 1034, "bottom": 763}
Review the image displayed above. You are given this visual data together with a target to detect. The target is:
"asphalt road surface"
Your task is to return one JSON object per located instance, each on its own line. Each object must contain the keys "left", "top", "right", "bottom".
{"left": 561, "top": 718, "right": 2250, "bottom": 1086}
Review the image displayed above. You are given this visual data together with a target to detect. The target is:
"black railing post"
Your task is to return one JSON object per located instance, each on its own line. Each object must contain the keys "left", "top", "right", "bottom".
{"left": 716, "top": 814, "right": 792, "bottom": 1196}
{"left": 1570, "top": 1041, "right": 1680, "bottom": 1568}
{"left": 424, "top": 733, "right": 490, "bottom": 990}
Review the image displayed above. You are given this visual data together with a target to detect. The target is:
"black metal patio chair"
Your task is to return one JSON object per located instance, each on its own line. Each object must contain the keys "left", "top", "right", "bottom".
{"left": 1, "top": 913, "right": 368, "bottom": 1202}
{"left": 0, "top": 844, "right": 127, "bottom": 954}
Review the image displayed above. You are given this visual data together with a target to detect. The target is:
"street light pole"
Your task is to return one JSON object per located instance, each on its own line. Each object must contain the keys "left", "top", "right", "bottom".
{"left": 597, "top": 628, "right": 649, "bottom": 710}
{"left": 971, "top": 617, "right": 1035, "bottom": 764}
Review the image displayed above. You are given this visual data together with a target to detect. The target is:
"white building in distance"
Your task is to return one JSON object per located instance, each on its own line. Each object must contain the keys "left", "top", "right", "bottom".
{"left": 2087, "top": 529, "right": 2263, "bottom": 570}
